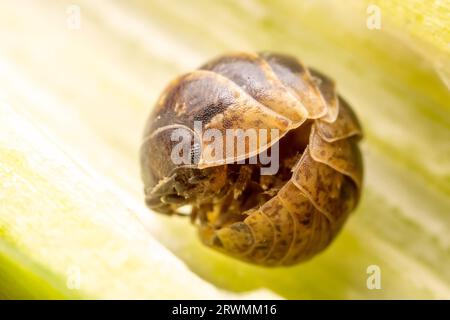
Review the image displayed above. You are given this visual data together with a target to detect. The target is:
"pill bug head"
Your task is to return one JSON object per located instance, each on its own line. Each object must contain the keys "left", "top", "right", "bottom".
{"left": 140, "top": 52, "right": 363, "bottom": 266}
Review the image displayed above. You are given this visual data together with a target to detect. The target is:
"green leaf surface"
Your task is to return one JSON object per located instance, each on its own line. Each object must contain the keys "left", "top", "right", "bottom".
{"left": 0, "top": 0, "right": 449, "bottom": 299}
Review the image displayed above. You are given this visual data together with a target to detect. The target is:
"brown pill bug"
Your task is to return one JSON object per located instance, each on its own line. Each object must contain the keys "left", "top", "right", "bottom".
{"left": 140, "top": 52, "right": 363, "bottom": 266}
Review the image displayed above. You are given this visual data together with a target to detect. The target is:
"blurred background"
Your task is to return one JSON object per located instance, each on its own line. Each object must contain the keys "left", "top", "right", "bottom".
{"left": 0, "top": 0, "right": 449, "bottom": 299}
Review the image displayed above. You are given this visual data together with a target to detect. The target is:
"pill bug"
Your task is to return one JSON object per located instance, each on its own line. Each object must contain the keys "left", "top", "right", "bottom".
{"left": 140, "top": 52, "right": 363, "bottom": 266}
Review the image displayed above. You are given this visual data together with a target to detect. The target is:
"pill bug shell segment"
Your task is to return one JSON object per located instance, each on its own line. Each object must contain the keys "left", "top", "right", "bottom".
{"left": 140, "top": 52, "right": 363, "bottom": 266}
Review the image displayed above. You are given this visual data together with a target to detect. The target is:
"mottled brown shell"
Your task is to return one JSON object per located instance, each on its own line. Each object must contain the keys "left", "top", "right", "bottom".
{"left": 141, "top": 52, "right": 363, "bottom": 266}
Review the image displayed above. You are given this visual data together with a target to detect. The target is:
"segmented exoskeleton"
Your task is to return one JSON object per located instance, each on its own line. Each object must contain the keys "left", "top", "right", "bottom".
{"left": 141, "top": 52, "right": 363, "bottom": 266}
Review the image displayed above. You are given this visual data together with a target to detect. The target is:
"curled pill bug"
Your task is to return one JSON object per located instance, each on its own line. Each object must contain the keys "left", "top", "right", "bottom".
{"left": 140, "top": 52, "right": 363, "bottom": 266}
